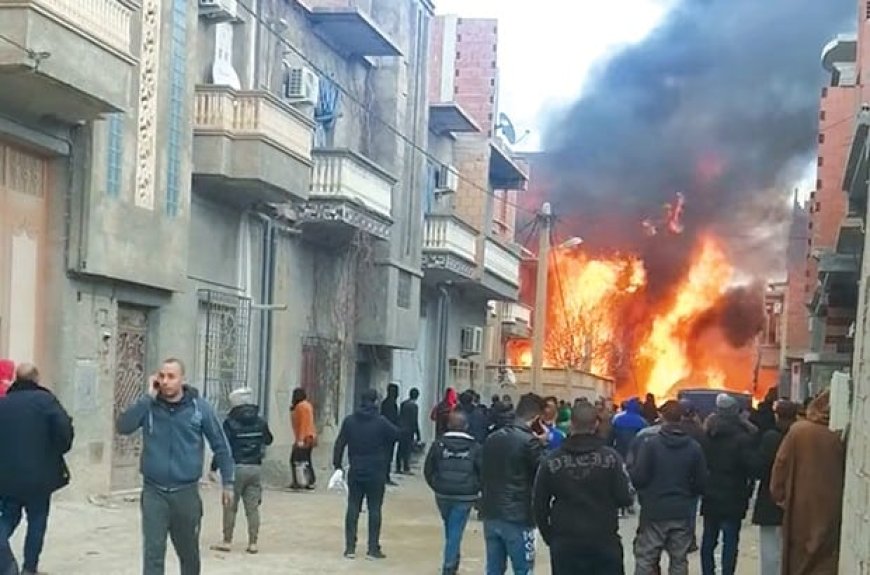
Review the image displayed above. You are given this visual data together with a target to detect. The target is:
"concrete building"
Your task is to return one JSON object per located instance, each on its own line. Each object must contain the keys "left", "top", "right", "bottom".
{"left": 782, "top": 194, "right": 810, "bottom": 397}
{"left": 838, "top": 8, "right": 870, "bottom": 567}
{"left": 802, "top": 35, "right": 859, "bottom": 399}
{"left": 0, "top": 0, "right": 434, "bottom": 493}
{"left": 391, "top": 14, "right": 526, "bottom": 429}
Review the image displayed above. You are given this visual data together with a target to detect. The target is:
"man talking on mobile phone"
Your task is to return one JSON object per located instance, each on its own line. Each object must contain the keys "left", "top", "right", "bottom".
{"left": 117, "top": 358, "right": 234, "bottom": 575}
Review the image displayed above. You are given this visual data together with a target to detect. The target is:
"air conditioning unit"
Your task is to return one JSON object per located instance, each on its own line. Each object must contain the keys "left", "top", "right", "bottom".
{"left": 199, "top": 0, "right": 238, "bottom": 20}
{"left": 436, "top": 164, "right": 459, "bottom": 194}
{"left": 284, "top": 67, "right": 320, "bottom": 106}
{"left": 460, "top": 326, "right": 483, "bottom": 356}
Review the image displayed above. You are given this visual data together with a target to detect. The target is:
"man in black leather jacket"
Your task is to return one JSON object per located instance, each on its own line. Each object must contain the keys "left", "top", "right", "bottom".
{"left": 210, "top": 388, "right": 273, "bottom": 554}
{"left": 480, "top": 393, "right": 545, "bottom": 575}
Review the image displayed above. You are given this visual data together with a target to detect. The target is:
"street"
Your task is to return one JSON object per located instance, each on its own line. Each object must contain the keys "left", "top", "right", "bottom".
{"left": 16, "top": 459, "right": 761, "bottom": 575}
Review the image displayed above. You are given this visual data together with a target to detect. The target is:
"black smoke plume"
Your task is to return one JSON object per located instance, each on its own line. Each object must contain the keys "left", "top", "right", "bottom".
{"left": 540, "top": 0, "right": 853, "bottom": 294}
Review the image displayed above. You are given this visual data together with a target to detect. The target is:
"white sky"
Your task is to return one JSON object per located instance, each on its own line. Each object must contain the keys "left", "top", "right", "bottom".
{"left": 434, "top": 0, "right": 675, "bottom": 151}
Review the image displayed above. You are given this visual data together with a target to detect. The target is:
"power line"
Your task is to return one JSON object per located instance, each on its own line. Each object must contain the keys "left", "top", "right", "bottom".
{"left": 234, "top": 0, "right": 537, "bottom": 216}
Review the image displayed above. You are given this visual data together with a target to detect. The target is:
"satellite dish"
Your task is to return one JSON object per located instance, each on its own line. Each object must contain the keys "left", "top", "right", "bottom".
{"left": 496, "top": 112, "right": 517, "bottom": 144}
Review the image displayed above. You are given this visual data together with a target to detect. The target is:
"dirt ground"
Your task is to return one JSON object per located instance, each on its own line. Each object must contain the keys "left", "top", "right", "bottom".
{"left": 12, "top": 460, "right": 761, "bottom": 574}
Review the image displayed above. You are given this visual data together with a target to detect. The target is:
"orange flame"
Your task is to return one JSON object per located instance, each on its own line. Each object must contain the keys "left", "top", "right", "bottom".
{"left": 507, "top": 235, "right": 766, "bottom": 401}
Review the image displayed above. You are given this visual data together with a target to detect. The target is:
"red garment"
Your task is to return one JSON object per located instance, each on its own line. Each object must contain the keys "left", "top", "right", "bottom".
{"left": 0, "top": 359, "right": 13, "bottom": 397}
{"left": 446, "top": 387, "right": 458, "bottom": 409}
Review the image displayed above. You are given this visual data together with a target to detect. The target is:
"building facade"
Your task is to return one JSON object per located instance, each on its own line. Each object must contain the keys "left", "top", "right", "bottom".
{"left": 801, "top": 34, "right": 859, "bottom": 400}
{"left": 0, "top": 0, "right": 433, "bottom": 493}
{"left": 391, "top": 14, "right": 527, "bottom": 433}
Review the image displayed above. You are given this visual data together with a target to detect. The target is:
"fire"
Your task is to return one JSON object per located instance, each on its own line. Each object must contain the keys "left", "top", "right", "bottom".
{"left": 638, "top": 237, "right": 731, "bottom": 398}
{"left": 507, "top": 234, "right": 765, "bottom": 401}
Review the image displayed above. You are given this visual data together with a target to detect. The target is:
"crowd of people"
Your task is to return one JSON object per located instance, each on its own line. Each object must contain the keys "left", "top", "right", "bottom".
{"left": 419, "top": 386, "right": 845, "bottom": 575}
{"left": 0, "top": 355, "right": 848, "bottom": 575}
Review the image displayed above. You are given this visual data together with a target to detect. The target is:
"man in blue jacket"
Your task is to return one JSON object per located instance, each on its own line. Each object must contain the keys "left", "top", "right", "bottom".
{"left": 117, "top": 358, "right": 234, "bottom": 575}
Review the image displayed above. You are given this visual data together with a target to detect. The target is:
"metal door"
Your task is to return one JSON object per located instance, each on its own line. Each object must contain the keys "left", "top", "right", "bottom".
{"left": 111, "top": 305, "right": 148, "bottom": 490}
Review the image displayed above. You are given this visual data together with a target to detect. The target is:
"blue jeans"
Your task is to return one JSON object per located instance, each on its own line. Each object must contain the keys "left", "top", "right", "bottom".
{"left": 0, "top": 503, "right": 18, "bottom": 575}
{"left": 436, "top": 499, "right": 473, "bottom": 573}
{"left": 484, "top": 519, "right": 535, "bottom": 575}
{"left": 700, "top": 516, "right": 741, "bottom": 575}
{"left": 1, "top": 495, "right": 49, "bottom": 574}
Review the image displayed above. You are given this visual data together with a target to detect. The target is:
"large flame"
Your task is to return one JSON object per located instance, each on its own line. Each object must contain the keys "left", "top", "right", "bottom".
{"left": 507, "top": 234, "right": 765, "bottom": 401}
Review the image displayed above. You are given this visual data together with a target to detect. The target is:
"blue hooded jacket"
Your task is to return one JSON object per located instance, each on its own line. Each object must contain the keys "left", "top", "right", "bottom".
{"left": 610, "top": 398, "right": 648, "bottom": 458}
{"left": 117, "top": 386, "right": 234, "bottom": 489}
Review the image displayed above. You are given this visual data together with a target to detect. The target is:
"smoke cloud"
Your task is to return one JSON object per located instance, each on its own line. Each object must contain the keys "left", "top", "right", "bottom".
{"left": 540, "top": 0, "right": 853, "bottom": 287}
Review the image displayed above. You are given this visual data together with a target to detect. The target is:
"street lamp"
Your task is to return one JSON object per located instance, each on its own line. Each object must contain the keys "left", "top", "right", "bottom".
{"left": 557, "top": 236, "right": 584, "bottom": 250}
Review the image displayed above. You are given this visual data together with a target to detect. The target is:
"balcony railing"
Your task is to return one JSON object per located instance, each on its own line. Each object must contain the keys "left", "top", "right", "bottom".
{"left": 193, "top": 86, "right": 313, "bottom": 163}
{"left": 423, "top": 215, "right": 478, "bottom": 263}
{"left": 11, "top": 0, "right": 133, "bottom": 55}
{"left": 310, "top": 149, "right": 394, "bottom": 218}
{"left": 501, "top": 302, "right": 532, "bottom": 325}
{"left": 484, "top": 238, "right": 521, "bottom": 286}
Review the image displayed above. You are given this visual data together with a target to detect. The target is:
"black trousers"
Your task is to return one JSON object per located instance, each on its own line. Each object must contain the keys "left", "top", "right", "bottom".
{"left": 396, "top": 431, "right": 414, "bottom": 473}
{"left": 345, "top": 476, "right": 386, "bottom": 553}
{"left": 550, "top": 538, "right": 624, "bottom": 575}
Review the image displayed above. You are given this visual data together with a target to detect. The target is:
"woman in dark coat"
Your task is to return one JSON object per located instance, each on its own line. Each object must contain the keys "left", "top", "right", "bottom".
{"left": 750, "top": 400, "right": 797, "bottom": 575}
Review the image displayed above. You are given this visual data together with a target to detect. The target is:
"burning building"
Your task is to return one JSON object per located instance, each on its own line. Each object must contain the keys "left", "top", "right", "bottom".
{"left": 502, "top": 0, "right": 853, "bottom": 401}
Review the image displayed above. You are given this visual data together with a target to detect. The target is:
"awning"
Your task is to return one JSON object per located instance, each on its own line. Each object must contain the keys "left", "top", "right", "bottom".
{"left": 429, "top": 102, "right": 480, "bottom": 135}
{"left": 489, "top": 139, "right": 528, "bottom": 190}
{"left": 307, "top": 6, "right": 402, "bottom": 57}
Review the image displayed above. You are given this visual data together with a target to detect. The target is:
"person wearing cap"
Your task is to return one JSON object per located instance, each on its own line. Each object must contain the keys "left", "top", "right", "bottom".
{"left": 210, "top": 388, "right": 273, "bottom": 554}
{"left": 630, "top": 400, "right": 707, "bottom": 575}
{"left": 699, "top": 393, "right": 756, "bottom": 575}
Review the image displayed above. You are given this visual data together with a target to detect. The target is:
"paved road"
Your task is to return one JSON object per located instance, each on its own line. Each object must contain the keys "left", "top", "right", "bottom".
{"left": 12, "top": 467, "right": 760, "bottom": 574}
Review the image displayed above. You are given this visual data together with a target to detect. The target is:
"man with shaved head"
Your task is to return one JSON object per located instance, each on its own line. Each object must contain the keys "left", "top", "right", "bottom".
{"left": 424, "top": 410, "right": 482, "bottom": 575}
{"left": 0, "top": 363, "right": 74, "bottom": 575}
{"left": 533, "top": 401, "right": 634, "bottom": 574}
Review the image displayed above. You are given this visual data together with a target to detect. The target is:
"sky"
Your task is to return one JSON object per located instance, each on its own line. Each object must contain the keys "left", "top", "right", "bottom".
{"left": 434, "top": 0, "right": 674, "bottom": 151}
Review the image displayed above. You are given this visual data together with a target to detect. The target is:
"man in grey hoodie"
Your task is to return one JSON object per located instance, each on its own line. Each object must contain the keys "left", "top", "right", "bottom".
{"left": 117, "top": 358, "right": 234, "bottom": 575}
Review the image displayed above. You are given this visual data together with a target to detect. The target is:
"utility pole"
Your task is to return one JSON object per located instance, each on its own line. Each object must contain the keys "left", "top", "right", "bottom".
{"left": 531, "top": 202, "right": 553, "bottom": 394}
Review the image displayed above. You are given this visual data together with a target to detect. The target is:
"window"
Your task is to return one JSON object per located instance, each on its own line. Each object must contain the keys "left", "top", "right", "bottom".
{"left": 808, "top": 221, "right": 813, "bottom": 230}
{"left": 397, "top": 271, "right": 412, "bottom": 309}
{"left": 818, "top": 133, "right": 825, "bottom": 144}
{"left": 817, "top": 156, "right": 824, "bottom": 167}
{"left": 820, "top": 110, "right": 827, "bottom": 121}
{"left": 106, "top": 114, "right": 124, "bottom": 197}
{"left": 456, "top": 51, "right": 461, "bottom": 60}
{"left": 816, "top": 178, "right": 822, "bottom": 189}
{"left": 165, "top": 0, "right": 188, "bottom": 218}
{"left": 866, "top": 0, "right": 870, "bottom": 19}
{"left": 816, "top": 201, "right": 821, "bottom": 212}
{"left": 822, "top": 87, "right": 829, "bottom": 98}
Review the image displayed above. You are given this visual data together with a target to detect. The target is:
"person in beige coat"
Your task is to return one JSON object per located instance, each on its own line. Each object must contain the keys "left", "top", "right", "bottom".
{"left": 770, "top": 390, "right": 844, "bottom": 575}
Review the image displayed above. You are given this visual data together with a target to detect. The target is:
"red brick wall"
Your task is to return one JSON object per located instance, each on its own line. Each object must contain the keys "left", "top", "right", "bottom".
{"left": 453, "top": 18, "right": 499, "bottom": 135}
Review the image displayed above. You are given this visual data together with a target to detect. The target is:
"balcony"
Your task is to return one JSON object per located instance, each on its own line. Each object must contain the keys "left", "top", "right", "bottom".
{"left": 500, "top": 302, "right": 532, "bottom": 339}
{"left": 422, "top": 215, "right": 479, "bottom": 282}
{"left": 482, "top": 237, "right": 521, "bottom": 300}
{"left": 300, "top": 148, "right": 396, "bottom": 242}
{"left": 429, "top": 102, "right": 480, "bottom": 135}
{"left": 489, "top": 138, "right": 529, "bottom": 190}
{"left": 303, "top": 0, "right": 402, "bottom": 58}
{"left": 0, "top": 0, "right": 135, "bottom": 121}
{"left": 192, "top": 86, "right": 315, "bottom": 206}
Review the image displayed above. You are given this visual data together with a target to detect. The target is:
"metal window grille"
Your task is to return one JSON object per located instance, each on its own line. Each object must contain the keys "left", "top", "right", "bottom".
{"left": 198, "top": 290, "right": 251, "bottom": 416}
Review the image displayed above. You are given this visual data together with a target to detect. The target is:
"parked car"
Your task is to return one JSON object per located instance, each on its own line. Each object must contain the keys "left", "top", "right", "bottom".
{"left": 677, "top": 388, "right": 753, "bottom": 420}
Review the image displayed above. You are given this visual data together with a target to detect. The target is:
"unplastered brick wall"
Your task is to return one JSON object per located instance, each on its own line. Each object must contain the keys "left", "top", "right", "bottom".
{"left": 453, "top": 18, "right": 499, "bottom": 135}
{"left": 453, "top": 135, "right": 491, "bottom": 233}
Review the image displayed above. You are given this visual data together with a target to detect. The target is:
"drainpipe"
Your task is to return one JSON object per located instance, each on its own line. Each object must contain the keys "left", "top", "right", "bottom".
{"left": 435, "top": 284, "right": 451, "bottom": 397}
{"left": 255, "top": 213, "right": 276, "bottom": 420}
